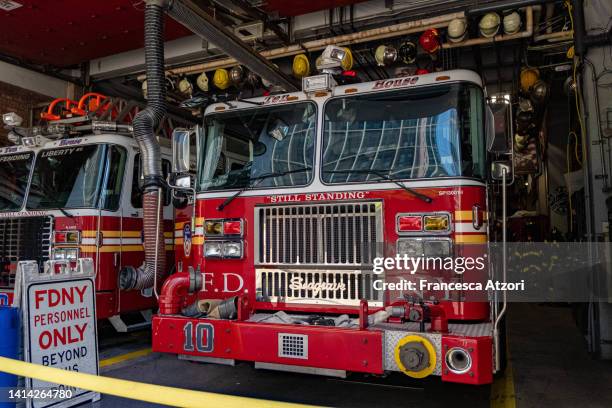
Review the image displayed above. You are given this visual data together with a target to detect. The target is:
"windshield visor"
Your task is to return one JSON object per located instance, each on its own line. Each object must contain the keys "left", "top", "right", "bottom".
{"left": 199, "top": 102, "right": 316, "bottom": 191}
{"left": 322, "top": 83, "right": 485, "bottom": 184}
{"left": 27, "top": 145, "right": 107, "bottom": 210}
{"left": 0, "top": 152, "right": 33, "bottom": 211}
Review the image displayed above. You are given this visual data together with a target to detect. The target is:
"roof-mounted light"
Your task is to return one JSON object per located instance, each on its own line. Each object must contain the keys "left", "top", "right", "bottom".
{"left": 2, "top": 112, "right": 23, "bottom": 127}
{"left": 316, "top": 45, "right": 353, "bottom": 73}
{"left": 7, "top": 131, "right": 20, "bottom": 144}
{"left": 21, "top": 137, "right": 39, "bottom": 147}
{"left": 302, "top": 74, "right": 336, "bottom": 94}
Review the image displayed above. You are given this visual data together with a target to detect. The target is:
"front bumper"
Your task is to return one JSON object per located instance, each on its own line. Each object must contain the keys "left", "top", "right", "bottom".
{"left": 152, "top": 316, "right": 494, "bottom": 384}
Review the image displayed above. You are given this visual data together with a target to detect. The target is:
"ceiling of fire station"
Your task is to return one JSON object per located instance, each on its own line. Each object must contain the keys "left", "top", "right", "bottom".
{"left": 0, "top": 0, "right": 366, "bottom": 68}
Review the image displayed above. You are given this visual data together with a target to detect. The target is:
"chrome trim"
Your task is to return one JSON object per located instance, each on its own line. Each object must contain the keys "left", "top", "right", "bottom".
{"left": 396, "top": 237, "right": 453, "bottom": 257}
{"left": 445, "top": 347, "right": 473, "bottom": 375}
{"left": 204, "top": 218, "right": 244, "bottom": 238}
{"left": 204, "top": 240, "right": 244, "bottom": 259}
{"left": 52, "top": 229, "right": 81, "bottom": 245}
{"left": 395, "top": 212, "right": 452, "bottom": 236}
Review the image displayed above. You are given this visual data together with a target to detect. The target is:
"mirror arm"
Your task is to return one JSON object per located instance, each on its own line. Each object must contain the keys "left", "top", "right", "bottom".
{"left": 167, "top": 174, "right": 197, "bottom": 232}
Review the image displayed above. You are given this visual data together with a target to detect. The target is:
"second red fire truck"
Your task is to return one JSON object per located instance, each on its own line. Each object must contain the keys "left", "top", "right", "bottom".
{"left": 0, "top": 93, "right": 184, "bottom": 331}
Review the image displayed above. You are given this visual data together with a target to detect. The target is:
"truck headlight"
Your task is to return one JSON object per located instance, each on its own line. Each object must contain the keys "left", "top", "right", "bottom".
{"left": 2, "top": 112, "right": 23, "bottom": 126}
{"left": 222, "top": 241, "right": 243, "bottom": 259}
{"left": 204, "top": 242, "right": 222, "bottom": 258}
{"left": 397, "top": 238, "right": 424, "bottom": 257}
{"left": 397, "top": 238, "right": 452, "bottom": 257}
{"left": 65, "top": 248, "right": 79, "bottom": 260}
{"left": 423, "top": 239, "right": 452, "bottom": 257}
{"left": 53, "top": 249, "right": 66, "bottom": 260}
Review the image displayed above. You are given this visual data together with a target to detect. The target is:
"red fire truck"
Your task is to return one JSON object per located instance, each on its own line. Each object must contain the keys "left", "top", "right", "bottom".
{"left": 153, "top": 69, "right": 511, "bottom": 384}
{"left": 0, "top": 93, "right": 182, "bottom": 331}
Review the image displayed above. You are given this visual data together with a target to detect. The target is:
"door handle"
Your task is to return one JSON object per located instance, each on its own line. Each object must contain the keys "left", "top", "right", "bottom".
{"left": 472, "top": 204, "right": 483, "bottom": 230}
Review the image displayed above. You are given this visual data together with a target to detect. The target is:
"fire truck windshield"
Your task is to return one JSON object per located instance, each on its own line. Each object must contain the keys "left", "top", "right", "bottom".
{"left": 322, "top": 83, "right": 485, "bottom": 184}
{"left": 199, "top": 102, "right": 316, "bottom": 191}
{"left": 0, "top": 152, "right": 33, "bottom": 211}
{"left": 26, "top": 144, "right": 124, "bottom": 210}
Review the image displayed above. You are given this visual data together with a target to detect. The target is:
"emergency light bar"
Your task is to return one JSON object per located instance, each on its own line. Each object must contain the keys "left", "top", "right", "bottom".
{"left": 302, "top": 74, "right": 336, "bottom": 93}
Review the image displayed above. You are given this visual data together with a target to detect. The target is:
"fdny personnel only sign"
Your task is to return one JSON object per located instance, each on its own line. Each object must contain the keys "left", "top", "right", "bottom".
{"left": 20, "top": 259, "right": 100, "bottom": 408}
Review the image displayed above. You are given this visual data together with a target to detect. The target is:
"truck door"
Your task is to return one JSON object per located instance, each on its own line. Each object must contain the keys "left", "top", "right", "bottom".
{"left": 97, "top": 144, "right": 128, "bottom": 317}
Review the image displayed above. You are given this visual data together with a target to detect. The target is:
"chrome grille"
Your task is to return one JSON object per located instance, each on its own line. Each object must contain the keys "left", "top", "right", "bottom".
{"left": 255, "top": 202, "right": 382, "bottom": 265}
{"left": 257, "top": 269, "right": 383, "bottom": 306}
{"left": 0, "top": 216, "right": 53, "bottom": 288}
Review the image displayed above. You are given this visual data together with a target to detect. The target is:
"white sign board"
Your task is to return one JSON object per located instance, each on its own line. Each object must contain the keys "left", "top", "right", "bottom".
{"left": 21, "top": 260, "right": 99, "bottom": 408}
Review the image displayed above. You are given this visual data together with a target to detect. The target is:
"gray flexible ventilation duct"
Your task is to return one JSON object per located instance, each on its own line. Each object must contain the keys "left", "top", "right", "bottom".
{"left": 119, "top": 0, "right": 168, "bottom": 291}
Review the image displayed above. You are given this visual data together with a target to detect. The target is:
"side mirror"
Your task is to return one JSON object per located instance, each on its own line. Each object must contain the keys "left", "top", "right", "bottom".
{"left": 491, "top": 161, "right": 513, "bottom": 182}
{"left": 172, "top": 128, "right": 191, "bottom": 174}
{"left": 487, "top": 99, "right": 513, "bottom": 154}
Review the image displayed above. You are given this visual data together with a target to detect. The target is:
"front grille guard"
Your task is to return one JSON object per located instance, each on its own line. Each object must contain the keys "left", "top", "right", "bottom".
{"left": 254, "top": 201, "right": 384, "bottom": 305}
{"left": 255, "top": 201, "right": 383, "bottom": 266}
{"left": 0, "top": 216, "right": 54, "bottom": 289}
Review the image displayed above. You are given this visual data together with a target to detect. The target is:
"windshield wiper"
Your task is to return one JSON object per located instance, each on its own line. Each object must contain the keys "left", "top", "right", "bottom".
{"left": 323, "top": 169, "right": 433, "bottom": 204}
{"left": 57, "top": 207, "right": 75, "bottom": 218}
{"left": 217, "top": 167, "right": 312, "bottom": 211}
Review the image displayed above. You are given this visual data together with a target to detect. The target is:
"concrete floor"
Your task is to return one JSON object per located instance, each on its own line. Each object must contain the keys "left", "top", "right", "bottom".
{"left": 91, "top": 304, "right": 612, "bottom": 407}
{"left": 508, "top": 304, "right": 612, "bottom": 408}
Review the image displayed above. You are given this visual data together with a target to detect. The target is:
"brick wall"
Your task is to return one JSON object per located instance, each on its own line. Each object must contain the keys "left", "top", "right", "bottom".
{"left": 0, "top": 81, "right": 53, "bottom": 146}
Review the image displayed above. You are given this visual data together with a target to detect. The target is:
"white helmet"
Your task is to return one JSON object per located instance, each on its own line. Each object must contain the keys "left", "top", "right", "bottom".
{"left": 447, "top": 18, "right": 467, "bottom": 43}
{"left": 196, "top": 72, "right": 209, "bottom": 92}
{"left": 503, "top": 11, "right": 521, "bottom": 35}
{"left": 178, "top": 77, "right": 193, "bottom": 96}
{"left": 479, "top": 13, "right": 500, "bottom": 38}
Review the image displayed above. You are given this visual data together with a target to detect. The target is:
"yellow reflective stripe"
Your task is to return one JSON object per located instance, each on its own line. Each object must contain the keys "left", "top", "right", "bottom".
{"left": 454, "top": 234, "right": 488, "bottom": 243}
{"left": 454, "top": 211, "right": 489, "bottom": 221}
{"left": 0, "top": 356, "right": 314, "bottom": 408}
{"left": 176, "top": 237, "right": 203, "bottom": 245}
{"left": 454, "top": 211, "right": 472, "bottom": 221}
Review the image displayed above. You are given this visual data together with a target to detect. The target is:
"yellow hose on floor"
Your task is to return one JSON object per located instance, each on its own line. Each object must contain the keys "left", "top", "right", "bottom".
{"left": 0, "top": 356, "right": 316, "bottom": 408}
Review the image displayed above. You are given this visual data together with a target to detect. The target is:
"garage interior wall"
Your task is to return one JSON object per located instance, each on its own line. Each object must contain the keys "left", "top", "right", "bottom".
{"left": 583, "top": 0, "right": 612, "bottom": 359}
{"left": 0, "top": 80, "right": 52, "bottom": 146}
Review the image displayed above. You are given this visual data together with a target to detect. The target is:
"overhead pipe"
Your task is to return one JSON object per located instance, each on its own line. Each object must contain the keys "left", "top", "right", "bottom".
{"left": 119, "top": 0, "right": 168, "bottom": 292}
{"left": 442, "top": 6, "right": 535, "bottom": 49}
{"left": 137, "top": 11, "right": 464, "bottom": 80}
{"left": 166, "top": 0, "right": 298, "bottom": 91}
{"left": 465, "top": 0, "right": 559, "bottom": 16}
{"left": 533, "top": 30, "right": 573, "bottom": 42}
